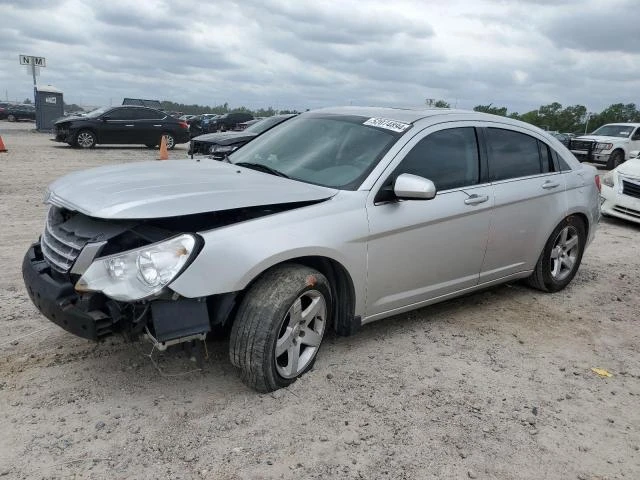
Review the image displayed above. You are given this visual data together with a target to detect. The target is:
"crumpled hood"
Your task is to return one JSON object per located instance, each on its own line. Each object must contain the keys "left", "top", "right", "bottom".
{"left": 192, "top": 131, "right": 256, "bottom": 145}
{"left": 54, "top": 115, "right": 85, "bottom": 125}
{"left": 575, "top": 135, "right": 628, "bottom": 144}
{"left": 46, "top": 160, "right": 338, "bottom": 219}
{"left": 616, "top": 158, "right": 640, "bottom": 178}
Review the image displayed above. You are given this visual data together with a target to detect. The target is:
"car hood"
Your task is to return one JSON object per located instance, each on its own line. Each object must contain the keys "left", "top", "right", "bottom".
{"left": 192, "top": 131, "right": 257, "bottom": 145}
{"left": 575, "top": 135, "right": 628, "bottom": 143}
{"left": 54, "top": 115, "right": 86, "bottom": 125}
{"left": 616, "top": 158, "right": 640, "bottom": 178}
{"left": 46, "top": 160, "right": 338, "bottom": 219}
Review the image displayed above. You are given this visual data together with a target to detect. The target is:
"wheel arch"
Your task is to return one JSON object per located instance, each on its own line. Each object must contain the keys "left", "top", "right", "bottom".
{"left": 212, "top": 255, "right": 358, "bottom": 337}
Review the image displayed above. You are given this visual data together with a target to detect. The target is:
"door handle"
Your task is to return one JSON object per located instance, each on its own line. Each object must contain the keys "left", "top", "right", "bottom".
{"left": 153, "top": 124, "right": 162, "bottom": 127}
{"left": 124, "top": 124, "right": 134, "bottom": 127}
{"left": 464, "top": 194, "right": 489, "bottom": 205}
{"left": 542, "top": 181, "right": 559, "bottom": 189}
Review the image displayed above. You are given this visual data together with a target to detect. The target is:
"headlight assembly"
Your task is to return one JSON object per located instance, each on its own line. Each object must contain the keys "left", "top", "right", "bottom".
{"left": 75, "top": 234, "right": 198, "bottom": 301}
{"left": 212, "top": 144, "right": 238, "bottom": 153}
{"left": 596, "top": 143, "right": 613, "bottom": 151}
{"left": 601, "top": 173, "right": 614, "bottom": 188}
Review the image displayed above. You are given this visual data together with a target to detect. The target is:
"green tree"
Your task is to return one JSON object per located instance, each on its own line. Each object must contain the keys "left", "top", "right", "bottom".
{"left": 473, "top": 104, "right": 508, "bottom": 116}
{"left": 434, "top": 100, "right": 450, "bottom": 108}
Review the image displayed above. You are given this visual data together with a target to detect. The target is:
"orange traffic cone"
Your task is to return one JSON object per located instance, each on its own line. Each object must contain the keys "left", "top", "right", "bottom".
{"left": 0, "top": 135, "right": 7, "bottom": 153}
{"left": 157, "top": 135, "right": 168, "bottom": 161}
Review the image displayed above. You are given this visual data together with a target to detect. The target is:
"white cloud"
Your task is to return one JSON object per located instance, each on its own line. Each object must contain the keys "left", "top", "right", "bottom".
{"left": 0, "top": 0, "right": 639, "bottom": 113}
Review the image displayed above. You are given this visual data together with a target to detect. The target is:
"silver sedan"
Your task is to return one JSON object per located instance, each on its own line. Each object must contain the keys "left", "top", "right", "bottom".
{"left": 24, "top": 107, "right": 601, "bottom": 392}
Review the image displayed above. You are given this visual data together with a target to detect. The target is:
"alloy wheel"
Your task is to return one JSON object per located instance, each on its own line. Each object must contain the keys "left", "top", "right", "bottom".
{"left": 550, "top": 225, "right": 579, "bottom": 281}
{"left": 77, "top": 132, "right": 95, "bottom": 148}
{"left": 275, "top": 290, "right": 327, "bottom": 379}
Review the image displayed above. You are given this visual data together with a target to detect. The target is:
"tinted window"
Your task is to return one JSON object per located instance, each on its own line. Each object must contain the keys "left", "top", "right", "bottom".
{"left": 106, "top": 108, "right": 136, "bottom": 120}
{"left": 552, "top": 150, "right": 572, "bottom": 171}
{"left": 487, "top": 128, "right": 542, "bottom": 181}
{"left": 538, "top": 141, "right": 554, "bottom": 173}
{"left": 393, "top": 127, "right": 480, "bottom": 191}
{"left": 133, "top": 108, "right": 165, "bottom": 120}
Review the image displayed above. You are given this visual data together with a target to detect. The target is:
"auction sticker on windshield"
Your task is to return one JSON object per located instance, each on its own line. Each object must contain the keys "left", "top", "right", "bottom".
{"left": 363, "top": 117, "right": 411, "bottom": 133}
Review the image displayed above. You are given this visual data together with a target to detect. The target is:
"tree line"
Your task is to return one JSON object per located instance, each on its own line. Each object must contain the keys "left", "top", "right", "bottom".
{"left": 159, "top": 101, "right": 300, "bottom": 117}
{"left": 436, "top": 100, "right": 640, "bottom": 134}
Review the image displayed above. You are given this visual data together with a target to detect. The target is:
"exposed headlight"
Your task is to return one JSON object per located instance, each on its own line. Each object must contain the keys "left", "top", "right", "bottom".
{"left": 601, "top": 173, "right": 614, "bottom": 188}
{"left": 212, "top": 144, "right": 238, "bottom": 153}
{"left": 75, "top": 234, "right": 198, "bottom": 301}
{"left": 596, "top": 143, "right": 613, "bottom": 151}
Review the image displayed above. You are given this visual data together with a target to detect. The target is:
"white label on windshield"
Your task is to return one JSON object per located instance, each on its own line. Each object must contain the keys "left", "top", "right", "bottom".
{"left": 363, "top": 117, "right": 411, "bottom": 132}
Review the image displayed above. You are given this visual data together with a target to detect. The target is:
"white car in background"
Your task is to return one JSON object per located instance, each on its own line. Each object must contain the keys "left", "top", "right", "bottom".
{"left": 601, "top": 152, "right": 640, "bottom": 224}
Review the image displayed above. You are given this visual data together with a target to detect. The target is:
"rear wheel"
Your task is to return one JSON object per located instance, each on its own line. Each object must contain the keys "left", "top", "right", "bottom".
{"left": 75, "top": 130, "right": 96, "bottom": 148}
{"left": 527, "top": 216, "right": 586, "bottom": 292}
{"left": 161, "top": 133, "right": 175, "bottom": 150}
{"left": 230, "top": 264, "right": 331, "bottom": 392}
{"left": 607, "top": 150, "right": 624, "bottom": 169}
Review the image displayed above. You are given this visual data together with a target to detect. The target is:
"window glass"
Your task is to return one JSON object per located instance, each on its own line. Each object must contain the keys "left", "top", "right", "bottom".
{"left": 553, "top": 150, "right": 572, "bottom": 171}
{"left": 487, "top": 128, "right": 542, "bottom": 181}
{"left": 135, "top": 108, "right": 165, "bottom": 120}
{"left": 393, "top": 127, "right": 479, "bottom": 191}
{"left": 538, "top": 141, "right": 554, "bottom": 173}
{"left": 106, "top": 108, "right": 136, "bottom": 120}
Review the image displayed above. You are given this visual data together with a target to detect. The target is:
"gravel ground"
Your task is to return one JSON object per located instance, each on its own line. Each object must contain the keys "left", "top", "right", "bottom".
{"left": 0, "top": 122, "right": 639, "bottom": 480}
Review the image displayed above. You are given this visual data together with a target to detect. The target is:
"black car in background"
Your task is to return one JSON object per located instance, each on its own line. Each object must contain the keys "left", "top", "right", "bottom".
{"left": 189, "top": 114, "right": 296, "bottom": 158}
{"left": 53, "top": 106, "right": 190, "bottom": 149}
{"left": 5, "top": 104, "right": 36, "bottom": 122}
{"left": 206, "top": 112, "right": 254, "bottom": 133}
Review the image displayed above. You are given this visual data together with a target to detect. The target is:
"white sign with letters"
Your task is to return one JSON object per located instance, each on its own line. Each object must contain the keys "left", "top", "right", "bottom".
{"left": 19, "top": 55, "right": 46, "bottom": 67}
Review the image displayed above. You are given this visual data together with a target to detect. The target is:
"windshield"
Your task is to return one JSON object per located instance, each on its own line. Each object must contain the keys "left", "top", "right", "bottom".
{"left": 591, "top": 125, "right": 634, "bottom": 138}
{"left": 229, "top": 115, "right": 403, "bottom": 189}
{"left": 245, "top": 115, "right": 290, "bottom": 135}
{"left": 84, "top": 107, "right": 110, "bottom": 118}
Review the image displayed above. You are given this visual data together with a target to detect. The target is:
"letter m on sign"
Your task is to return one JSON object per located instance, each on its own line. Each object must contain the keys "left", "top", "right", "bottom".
{"left": 34, "top": 57, "right": 44, "bottom": 66}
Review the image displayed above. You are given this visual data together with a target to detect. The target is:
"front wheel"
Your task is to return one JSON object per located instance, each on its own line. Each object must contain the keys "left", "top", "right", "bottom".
{"left": 607, "top": 150, "right": 624, "bottom": 169}
{"left": 75, "top": 130, "right": 96, "bottom": 148}
{"left": 230, "top": 264, "right": 331, "bottom": 392}
{"left": 7, "top": 114, "right": 15, "bottom": 122}
{"left": 527, "top": 216, "right": 586, "bottom": 292}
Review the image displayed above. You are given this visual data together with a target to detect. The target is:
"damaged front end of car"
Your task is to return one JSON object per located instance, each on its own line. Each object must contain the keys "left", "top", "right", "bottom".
{"left": 22, "top": 200, "right": 319, "bottom": 347}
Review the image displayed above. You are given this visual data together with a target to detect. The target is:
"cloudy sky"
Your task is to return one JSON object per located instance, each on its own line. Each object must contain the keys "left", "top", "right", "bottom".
{"left": 0, "top": 0, "right": 638, "bottom": 113}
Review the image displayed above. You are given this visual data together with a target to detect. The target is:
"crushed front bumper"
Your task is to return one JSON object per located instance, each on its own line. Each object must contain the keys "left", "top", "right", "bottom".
{"left": 22, "top": 244, "right": 115, "bottom": 340}
{"left": 23, "top": 242, "right": 214, "bottom": 343}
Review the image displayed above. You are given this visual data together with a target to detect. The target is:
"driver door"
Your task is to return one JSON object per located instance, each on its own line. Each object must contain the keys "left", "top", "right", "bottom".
{"left": 365, "top": 124, "right": 492, "bottom": 319}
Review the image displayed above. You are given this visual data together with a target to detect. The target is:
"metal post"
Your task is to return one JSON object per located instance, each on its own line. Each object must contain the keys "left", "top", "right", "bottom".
{"left": 31, "top": 62, "right": 38, "bottom": 129}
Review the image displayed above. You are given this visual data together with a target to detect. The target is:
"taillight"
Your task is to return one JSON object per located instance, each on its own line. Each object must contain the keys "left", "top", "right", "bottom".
{"left": 595, "top": 175, "right": 601, "bottom": 193}
{"left": 179, "top": 121, "right": 189, "bottom": 129}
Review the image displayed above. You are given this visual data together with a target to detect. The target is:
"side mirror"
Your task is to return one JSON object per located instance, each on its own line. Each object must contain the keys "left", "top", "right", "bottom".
{"left": 393, "top": 173, "right": 437, "bottom": 200}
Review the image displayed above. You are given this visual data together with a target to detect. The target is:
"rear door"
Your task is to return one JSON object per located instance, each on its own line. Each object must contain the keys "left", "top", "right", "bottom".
{"left": 133, "top": 108, "right": 167, "bottom": 144}
{"left": 479, "top": 126, "right": 567, "bottom": 283}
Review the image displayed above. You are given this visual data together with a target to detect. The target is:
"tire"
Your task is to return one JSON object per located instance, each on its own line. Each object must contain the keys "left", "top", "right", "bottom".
{"left": 162, "top": 133, "right": 175, "bottom": 150}
{"left": 606, "top": 150, "right": 624, "bottom": 169}
{"left": 526, "top": 216, "right": 586, "bottom": 293}
{"left": 75, "top": 130, "right": 96, "bottom": 148}
{"left": 230, "top": 264, "right": 331, "bottom": 392}
{"left": 7, "top": 114, "right": 15, "bottom": 122}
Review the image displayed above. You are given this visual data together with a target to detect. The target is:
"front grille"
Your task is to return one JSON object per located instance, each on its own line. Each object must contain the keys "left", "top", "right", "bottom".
{"left": 41, "top": 207, "right": 89, "bottom": 273}
{"left": 622, "top": 179, "right": 640, "bottom": 200}
{"left": 612, "top": 205, "right": 640, "bottom": 219}
{"left": 191, "top": 141, "right": 212, "bottom": 155}
{"left": 570, "top": 140, "right": 595, "bottom": 151}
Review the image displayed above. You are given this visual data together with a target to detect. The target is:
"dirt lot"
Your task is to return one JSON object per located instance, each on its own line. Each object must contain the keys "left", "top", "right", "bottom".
{"left": 0, "top": 122, "right": 638, "bottom": 479}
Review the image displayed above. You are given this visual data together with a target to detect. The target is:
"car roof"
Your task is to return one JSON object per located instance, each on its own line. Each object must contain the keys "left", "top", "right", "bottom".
{"left": 600, "top": 123, "right": 640, "bottom": 127}
{"left": 309, "top": 106, "right": 517, "bottom": 125}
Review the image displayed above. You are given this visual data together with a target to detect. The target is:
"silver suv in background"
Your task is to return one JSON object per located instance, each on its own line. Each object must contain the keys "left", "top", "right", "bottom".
{"left": 23, "top": 107, "right": 601, "bottom": 392}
